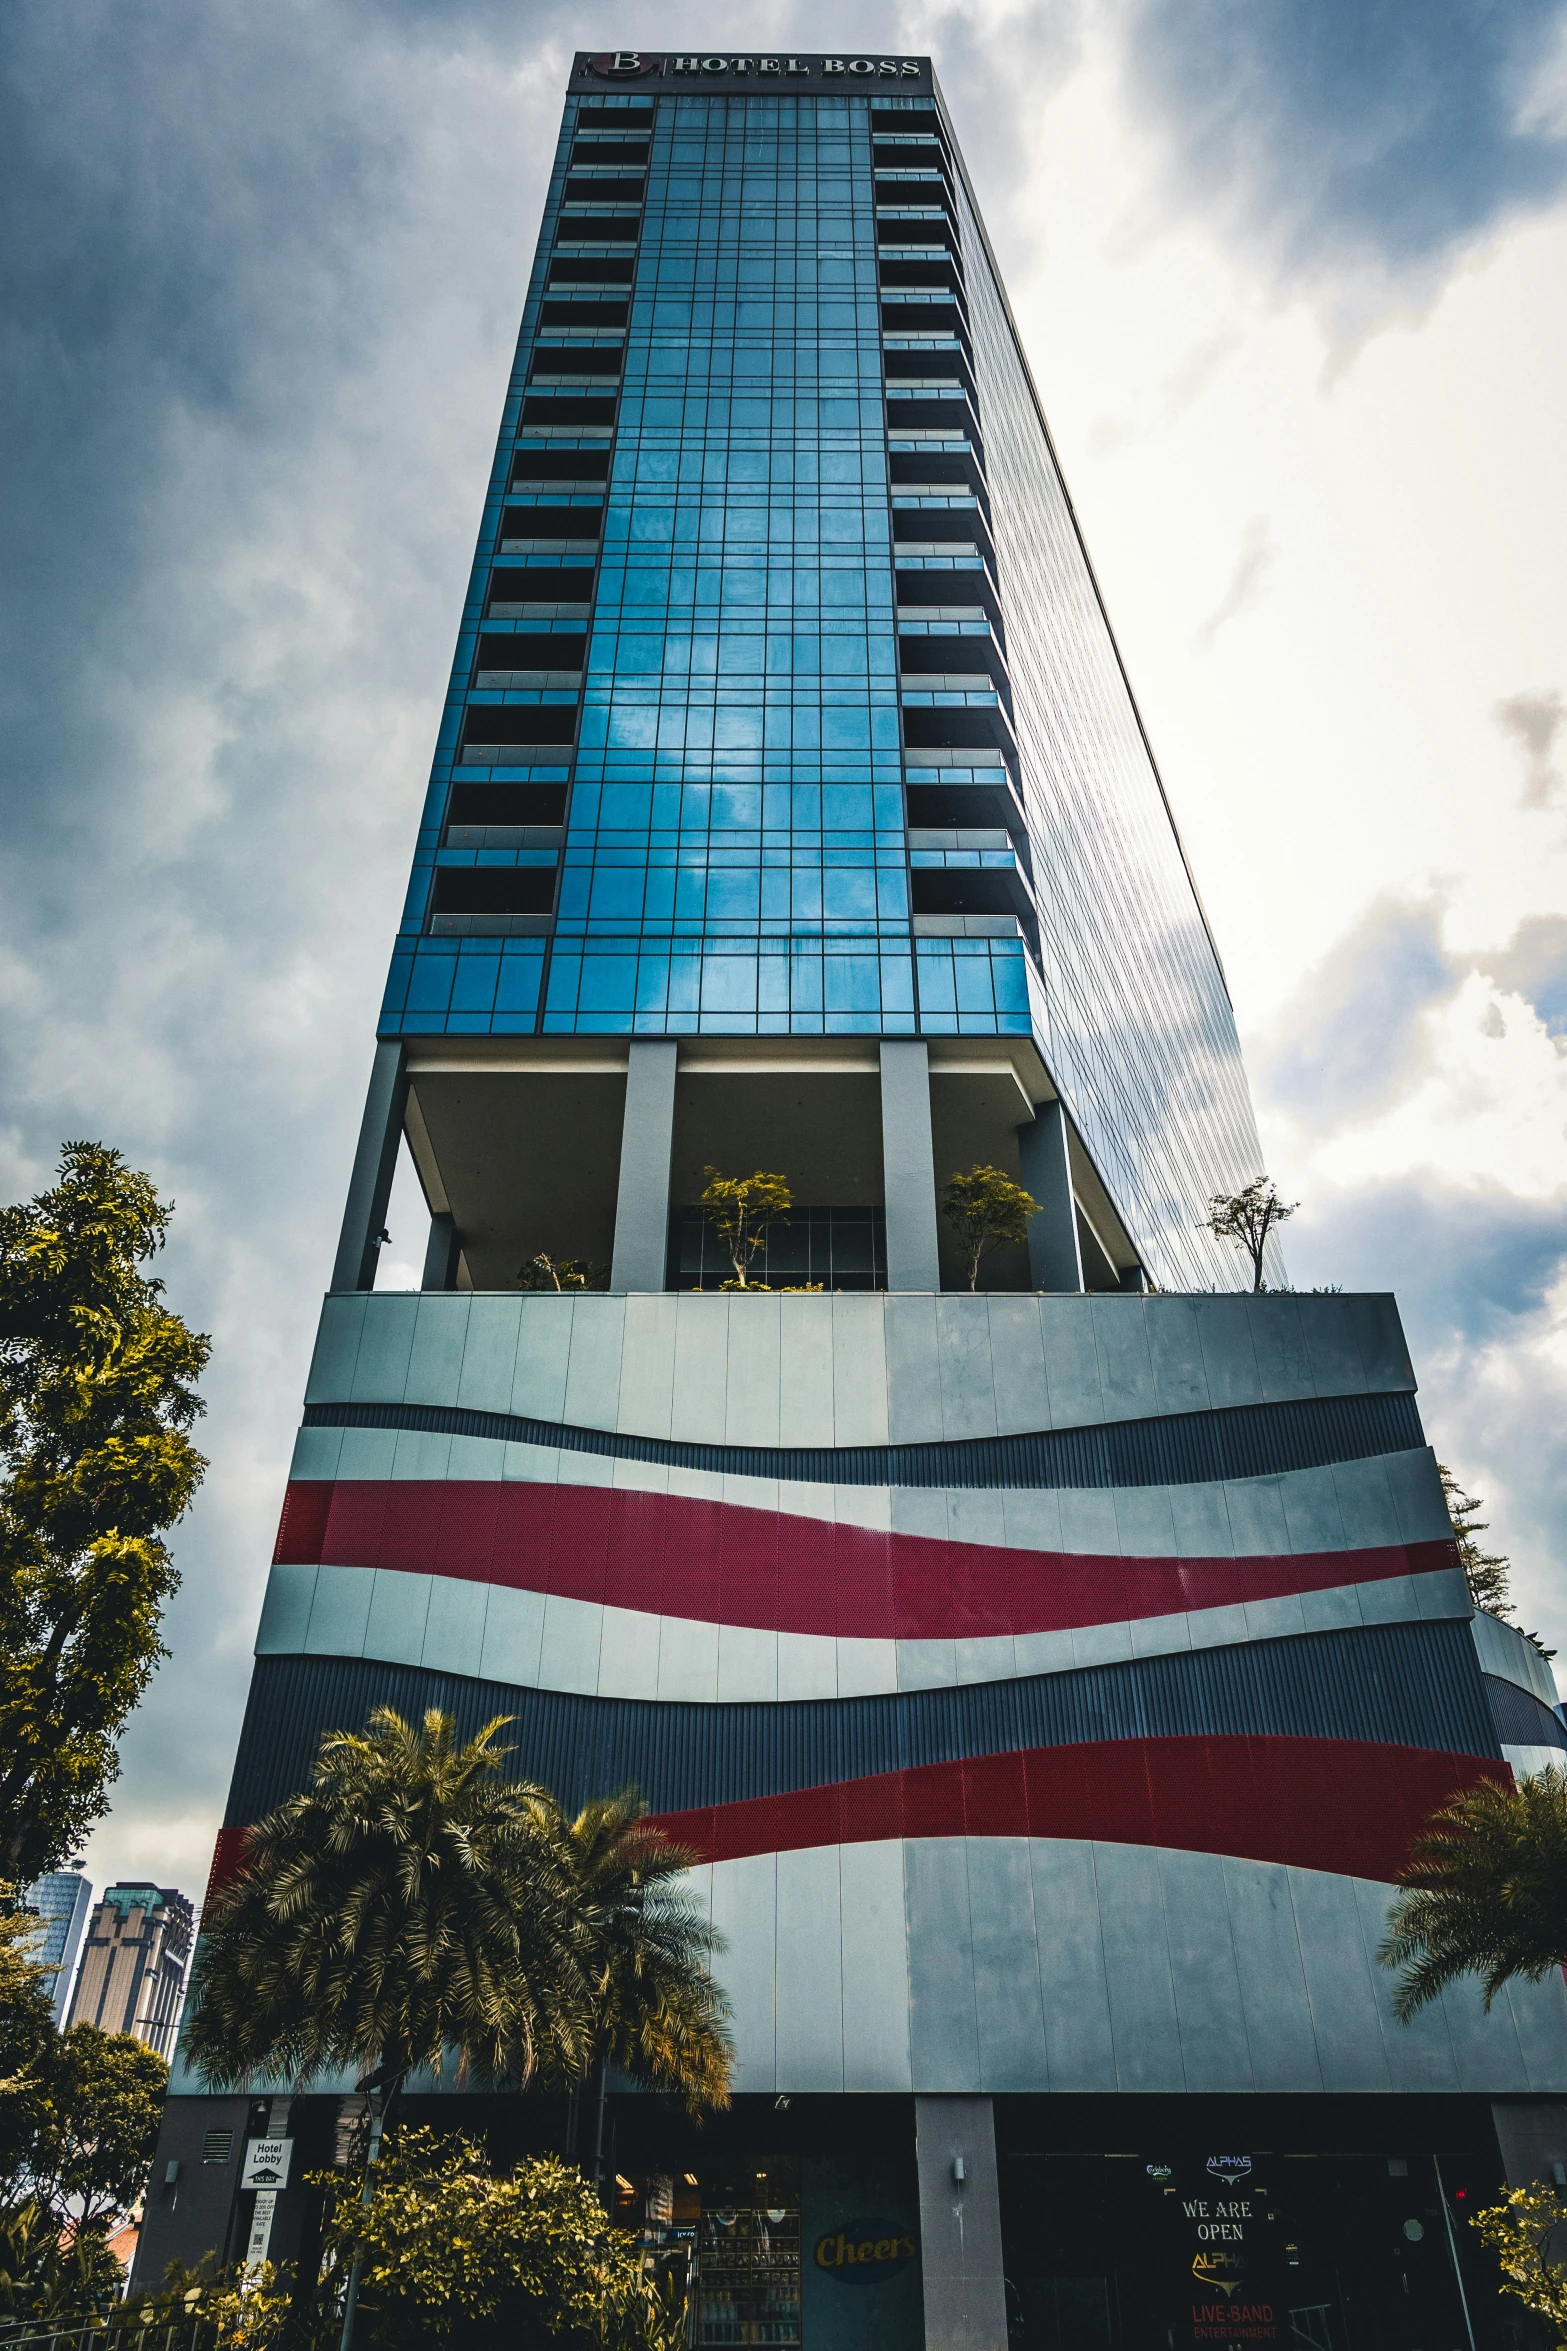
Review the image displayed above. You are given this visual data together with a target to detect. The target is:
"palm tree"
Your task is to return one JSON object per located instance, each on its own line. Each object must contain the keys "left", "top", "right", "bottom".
{"left": 186, "top": 1708, "right": 731, "bottom": 2351}
{"left": 549, "top": 1788, "right": 733, "bottom": 2181}
{"left": 1379, "top": 1765, "right": 1567, "bottom": 2018}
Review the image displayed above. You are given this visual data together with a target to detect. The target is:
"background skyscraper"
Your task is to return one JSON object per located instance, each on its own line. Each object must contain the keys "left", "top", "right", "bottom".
{"left": 68, "top": 1883, "right": 192, "bottom": 2059}
{"left": 24, "top": 1869, "right": 93, "bottom": 2028}
{"left": 137, "top": 53, "right": 1567, "bottom": 2346}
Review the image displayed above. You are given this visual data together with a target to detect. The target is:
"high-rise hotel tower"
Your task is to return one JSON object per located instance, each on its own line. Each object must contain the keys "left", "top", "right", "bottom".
{"left": 141, "top": 52, "right": 1567, "bottom": 2348}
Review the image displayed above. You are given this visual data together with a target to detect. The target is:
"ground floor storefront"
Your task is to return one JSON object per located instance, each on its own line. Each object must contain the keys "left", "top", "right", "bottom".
{"left": 136, "top": 2089, "right": 1562, "bottom": 2350}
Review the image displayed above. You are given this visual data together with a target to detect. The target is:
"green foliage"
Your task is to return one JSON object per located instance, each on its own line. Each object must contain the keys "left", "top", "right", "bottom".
{"left": 938, "top": 1165, "right": 1038, "bottom": 1291}
{"left": 315, "top": 2128, "right": 669, "bottom": 2351}
{"left": 519, "top": 1256, "right": 608, "bottom": 1294}
{"left": 0, "top": 1143, "right": 210, "bottom": 1878}
{"left": 1469, "top": 2185, "right": 1567, "bottom": 2345}
{"left": 123, "top": 2257, "right": 297, "bottom": 2350}
{"left": 0, "top": 2197, "right": 127, "bottom": 2323}
{"left": 1200, "top": 1176, "right": 1297, "bottom": 1292}
{"left": 1438, "top": 1462, "right": 1515, "bottom": 1619}
{"left": 556, "top": 1788, "right": 731, "bottom": 2114}
{"left": 1379, "top": 1764, "right": 1567, "bottom": 2017}
{"left": 21, "top": 2024, "right": 169, "bottom": 2233}
{"left": 697, "top": 1171, "right": 790, "bottom": 1290}
{"left": 186, "top": 1710, "right": 729, "bottom": 2111}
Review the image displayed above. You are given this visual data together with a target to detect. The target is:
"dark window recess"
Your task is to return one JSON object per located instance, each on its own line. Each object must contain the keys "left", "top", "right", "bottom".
{"left": 886, "top": 394, "right": 978, "bottom": 438}
{"left": 892, "top": 508, "right": 986, "bottom": 547}
{"left": 884, "top": 347, "right": 973, "bottom": 390}
{"left": 432, "top": 867, "right": 557, "bottom": 917}
{"left": 872, "top": 141, "right": 951, "bottom": 173}
{"left": 898, "top": 571, "right": 999, "bottom": 624}
{"left": 462, "top": 706, "right": 577, "bottom": 748}
{"left": 911, "top": 866, "right": 1028, "bottom": 920}
{"left": 673, "top": 1205, "right": 887, "bottom": 1294}
{"left": 449, "top": 783, "right": 568, "bottom": 827}
{"left": 889, "top": 450, "right": 981, "bottom": 490}
{"left": 575, "top": 104, "right": 653, "bottom": 123}
{"left": 475, "top": 634, "right": 586, "bottom": 673}
{"left": 529, "top": 346, "right": 623, "bottom": 379}
{"left": 540, "top": 299, "right": 629, "bottom": 329}
{"left": 906, "top": 780, "right": 1025, "bottom": 839}
{"left": 500, "top": 505, "right": 601, "bottom": 541}
{"left": 562, "top": 175, "right": 645, "bottom": 205}
{"left": 877, "top": 218, "right": 957, "bottom": 251}
{"left": 903, "top": 707, "right": 1008, "bottom": 753}
{"left": 899, "top": 636, "right": 1007, "bottom": 686}
{"left": 871, "top": 107, "right": 940, "bottom": 134}
{"left": 882, "top": 300, "right": 965, "bottom": 335}
{"left": 520, "top": 395, "right": 618, "bottom": 426}
{"left": 488, "top": 567, "right": 597, "bottom": 607}
{"left": 547, "top": 256, "right": 635, "bottom": 285}
{"left": 511, "top": 449, "right": 610, "bottom": 484}
{"left": 556, "top": 217, "right": 641, "bottom": 243}
{"left": 879, "top": 256, "right": 964, "bottom": 293}
{"left": 567, "top": 141, "right": 649, "bottom": 167}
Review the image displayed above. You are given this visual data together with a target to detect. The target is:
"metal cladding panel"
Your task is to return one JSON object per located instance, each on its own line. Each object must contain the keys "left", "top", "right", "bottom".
{"left": 224, "top": 1619, "right": 1499, "bottom": 1829}
{"left": 682, "top": 1835, "right": 1567, "bottom": 2095}
{"left": 1485, "top": 1674, "right": 1567, "bottom": 1751}
{"left": 299, "top": 1388, "right": 1427, "bottom": 1490}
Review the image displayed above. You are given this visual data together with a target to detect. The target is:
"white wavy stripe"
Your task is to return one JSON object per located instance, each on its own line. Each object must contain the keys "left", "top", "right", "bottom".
{"left": 687, "top": 1835, "right": 1567, "bottom": 2098}
{"left": 166, "top": 1834, "right": 1567, "bottom": 2102}
{"left": 288, "top": 1423, "right": 1455, "bottom": 1561}
{"left": 254, "top": 1558, "right": 1473, "bottom": 1703}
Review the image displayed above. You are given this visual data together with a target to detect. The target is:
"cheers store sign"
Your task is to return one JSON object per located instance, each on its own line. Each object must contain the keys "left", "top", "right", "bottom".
{"left": 575, "top": 52, "right": 929, "bottom": 82}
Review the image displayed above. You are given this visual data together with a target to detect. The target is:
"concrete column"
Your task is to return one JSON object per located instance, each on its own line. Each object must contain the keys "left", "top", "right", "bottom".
{"left": 880, "top": 1040, "right": 942, "bottom": 1292}
{"left": 915, "top": 2095, "right": 1008, "bottom": 2351}
{"left": 610, "top": 1041, "right": 678, "bottom": 1292}
{"left": 421, "top": 1211, "right": 460, "bottom": 1292}
{"left": 330, "top": 1041, "right": 407, "bottom": 1293}
{"left": 1016, "top": 1097, "right": 1083, "bottom": 1292}
{"left": 1492, "top": 2100, "right": 1567, "bottom": 2186}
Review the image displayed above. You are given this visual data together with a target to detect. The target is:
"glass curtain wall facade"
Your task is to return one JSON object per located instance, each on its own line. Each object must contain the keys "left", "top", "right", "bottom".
{"left": 135, "top": 56, "right": 1567, "bottom": 2351}
{"left": 378, "top": 56, "right": 1263, "bottom": 1290}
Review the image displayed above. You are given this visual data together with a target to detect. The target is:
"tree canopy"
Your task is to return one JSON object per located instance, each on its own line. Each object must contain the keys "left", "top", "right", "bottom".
{"left": 0, "top": 1144, "right": 209, "bottom": 1878}
{"left": 697, "top": 1170, "right": 791, "bottom": 1290}
{"left": 315, "top": 2127, "right": 677, "bottom": 2351}
{"left": 1379, "top": 1765, "right": 1567, "bottom": 2018}
{"left": 939, "top": 1165, "right": 1038, "bottom": 1291}
{"left": 1438, "top": 1463, "right": 1514, "bottom": 1618}
{"left": 186, "top": 1708, "right": 730, "bottom": 2110}
{"left": 1200, "top": 1177, "right": 1296, "bottom": 1292}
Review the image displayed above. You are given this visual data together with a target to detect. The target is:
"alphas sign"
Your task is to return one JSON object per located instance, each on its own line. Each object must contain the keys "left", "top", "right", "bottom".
{"left": 570, "top": 51, "right": 934, "bottom": 96}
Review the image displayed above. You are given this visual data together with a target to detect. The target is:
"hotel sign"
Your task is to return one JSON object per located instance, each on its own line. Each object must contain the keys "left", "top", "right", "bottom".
{"left": 572, "top": 51, "right": 932, "bottom": 94}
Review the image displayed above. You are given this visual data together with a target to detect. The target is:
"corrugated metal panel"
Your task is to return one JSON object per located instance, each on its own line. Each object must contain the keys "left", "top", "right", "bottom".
{"left": 1484, "top": 1674, "right": 1567, "bottom": 1752}
{"left": 225, "top": 1617, "right": 1497, "bottom": 1824}
{"left": 300, "top": 1389, "right": 1427, "bottom": 1493}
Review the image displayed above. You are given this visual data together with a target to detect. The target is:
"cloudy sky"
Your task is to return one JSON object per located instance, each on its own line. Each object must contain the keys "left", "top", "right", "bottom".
{"left": 2, "top": 0, "right": 1565, "bottom": 1898}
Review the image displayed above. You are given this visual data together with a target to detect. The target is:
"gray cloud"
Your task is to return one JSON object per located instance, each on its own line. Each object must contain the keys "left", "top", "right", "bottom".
{"left": 1118, "top": 0, "right": 1567, "bottom": 301}
{"left": 1478, "top": 913, "right": 1567, "bottom": 1037}
{"left": 1258, "top": 895, "right": 1458, "bottom": 1126}
{"left": 1495, "top": 687, "right": 1567, "bottom": 807}
{"left": 1192, "top": 515, "right": 1276, "bottom": 653}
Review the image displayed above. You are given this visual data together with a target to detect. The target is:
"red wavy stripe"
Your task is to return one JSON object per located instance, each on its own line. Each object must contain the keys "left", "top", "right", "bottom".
{"left": 208, "top": 1739, "right": 1501, "bottom": 1898}
{"left": 650, "top": 1736, "right": 1505, "bottom": 1881}
{"left": 275, "top": 1479, "right": 1455, "bottom": 1642}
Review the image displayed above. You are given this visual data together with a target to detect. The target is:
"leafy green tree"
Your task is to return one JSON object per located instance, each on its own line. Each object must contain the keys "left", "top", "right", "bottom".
{"left": 552, "top": 1789, "right": 731, "bottom": 2182}
{"left": 1438, "top": 1463, "right": 1514, "bottom": 1617}
{"left": 1378, "top": 1765, "right": 1567, "bottom": 2018}
{"left": 187, "top": 1711, "right": 728, "bottom": 2351}
{"left": 1200, "top": 1176, "right": 1296, "bottom": 1291}
{"left": 0, "top": 2198, "right": 126, "bottom": 2323}
{"left": 1469, "top": 2184, "right": 1567, "bottom": 2346}
{"left": 519, "top": 1256, "right": 608, "bottom": 1294}
{"left": 315, "top": 2127, "right": 675, "bottom": 2351}
{"left": 697, "top": 1170, "right": 791, "bottom": 1290}
{"left": 24, "top": 2024, "right": 168, "bottom": 2235}
{"left": 0, "top": 1144, "right": 210, "bottom": 1879}
{"left": 939, "top": 1166, "right": 1039, "bottom": 1292}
